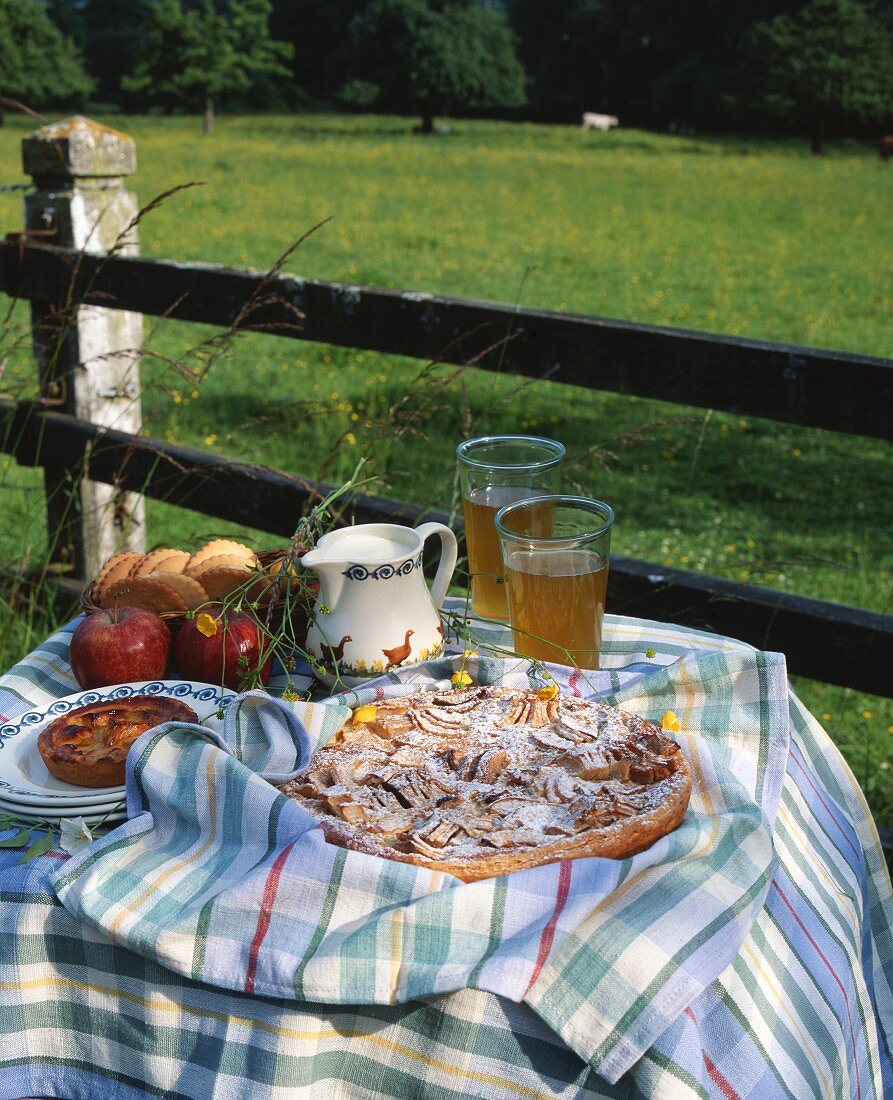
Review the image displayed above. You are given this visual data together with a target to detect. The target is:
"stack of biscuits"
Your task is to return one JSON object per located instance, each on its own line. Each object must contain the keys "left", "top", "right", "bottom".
{"left": 85, "top": 539, "right": 271, "bottom": 618}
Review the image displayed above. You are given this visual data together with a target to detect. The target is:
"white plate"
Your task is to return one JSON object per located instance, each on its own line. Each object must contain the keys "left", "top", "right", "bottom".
{"left": 0, "top": 680, "right": 234, "bottom": 808}
{"left": 0, "top": 795, "right": 127, "bottom": 826}
{"left": 0, "top": 787, "right": 127, "bottom": 815}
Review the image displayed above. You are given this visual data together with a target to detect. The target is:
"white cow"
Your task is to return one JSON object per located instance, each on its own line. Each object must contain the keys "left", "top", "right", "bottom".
{"left": 582, "top": 112, "right": 619, "bottom": 132}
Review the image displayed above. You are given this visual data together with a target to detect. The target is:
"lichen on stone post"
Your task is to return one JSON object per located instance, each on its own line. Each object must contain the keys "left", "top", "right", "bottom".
{"left": 22, "top": 116, "right": 146, "bottom": 581}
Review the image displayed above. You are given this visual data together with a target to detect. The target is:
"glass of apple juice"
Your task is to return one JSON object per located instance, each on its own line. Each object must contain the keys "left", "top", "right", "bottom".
{"left": 456, "top": 436, "right": 565, "bottom": 620}
{"left": 494, "top": 495, "right": 614, "bottom": 670}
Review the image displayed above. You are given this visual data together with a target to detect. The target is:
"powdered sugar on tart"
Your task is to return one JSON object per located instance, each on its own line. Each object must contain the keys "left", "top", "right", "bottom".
{"left": 279, "top": 686, "right": 691, "bottom": 881}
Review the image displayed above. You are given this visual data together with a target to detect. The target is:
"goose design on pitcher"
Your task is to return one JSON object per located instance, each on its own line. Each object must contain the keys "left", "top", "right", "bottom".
{"left": 382, "top": 629, "right": 414, "bottom": 668}
{"left": 321, "top": 635, "right": 352, "bottom": 667}
{"left": 301, "top": 522, "right": 458, "bottom": 688}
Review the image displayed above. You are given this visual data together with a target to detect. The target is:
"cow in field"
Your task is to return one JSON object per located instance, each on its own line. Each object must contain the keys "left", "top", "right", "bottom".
{"left": 582, "top": 112, "right": 619, "bottom": 132}
{"left": 879, "top": 136, "right": 893, "bottom": 161}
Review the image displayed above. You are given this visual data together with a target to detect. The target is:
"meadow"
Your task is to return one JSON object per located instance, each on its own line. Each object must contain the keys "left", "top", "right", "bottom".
{"left": 0, "top": 113, "right": 891, "bottom": 822}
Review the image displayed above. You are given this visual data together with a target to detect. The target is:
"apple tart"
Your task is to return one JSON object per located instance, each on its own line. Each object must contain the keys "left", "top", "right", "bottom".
{"left": 38, "top": 695, "right": 199, "bottom": 788}
{"left": 279, "top": 686, "right": 691, "bottom": 882}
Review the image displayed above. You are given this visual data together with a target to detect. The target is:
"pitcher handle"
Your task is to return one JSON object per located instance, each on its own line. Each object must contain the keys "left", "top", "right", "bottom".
{"left": 415, "top": 523, "right": 458, "bottom": 610}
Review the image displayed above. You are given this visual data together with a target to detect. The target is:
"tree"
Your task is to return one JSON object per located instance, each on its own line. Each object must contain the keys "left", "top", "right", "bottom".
{"left": 0, "top": 0, "right": 92, "bottom": 123}
{"left": 123, "top": 0, "right": 293, "bottom": 133}
{"left": 747, "top": 0, "right": 893, "bottom": 152}
{"left": 508, "top": 0, "right": 618, "bottom": 120}
{"left": 47, "top": 1, "right": 157, "bottom": 110}
{"left": 508, "top": 0, "right": 805, "bottom": 129}
{"left": 270, "top": 0, "right": 366, "bottom": 106}
{"left": 349, "top": 0, "right": 526, "bottom": 133}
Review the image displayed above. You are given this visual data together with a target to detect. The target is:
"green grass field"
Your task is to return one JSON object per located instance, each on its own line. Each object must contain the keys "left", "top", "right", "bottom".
{"left": 0, "top": 113, "right": 891, "bottom": 822}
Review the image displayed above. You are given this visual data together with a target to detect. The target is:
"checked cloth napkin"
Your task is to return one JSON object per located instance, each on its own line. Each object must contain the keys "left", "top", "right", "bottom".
{"left": 52, "top": 639, "right": 789, "bottom": 1084}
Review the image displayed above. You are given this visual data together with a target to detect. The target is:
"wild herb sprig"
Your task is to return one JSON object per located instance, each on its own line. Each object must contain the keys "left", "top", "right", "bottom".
{"left": 182, "top": 460, "right": 374, "bottom": 696}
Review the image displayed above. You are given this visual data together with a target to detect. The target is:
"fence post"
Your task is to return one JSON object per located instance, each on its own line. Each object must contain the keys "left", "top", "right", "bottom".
{"left": 22, "top": 115, "right": 145, "bottom": 582}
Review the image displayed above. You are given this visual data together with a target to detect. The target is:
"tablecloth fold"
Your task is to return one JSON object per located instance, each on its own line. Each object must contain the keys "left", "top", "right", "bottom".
{"left": 52, "top": 643, "right": 789, "bottom": 1083}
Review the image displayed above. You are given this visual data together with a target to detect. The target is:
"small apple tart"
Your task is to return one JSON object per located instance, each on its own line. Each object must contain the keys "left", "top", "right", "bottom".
{"left": 37, "top": 695, "right": 199, "bottom": 788}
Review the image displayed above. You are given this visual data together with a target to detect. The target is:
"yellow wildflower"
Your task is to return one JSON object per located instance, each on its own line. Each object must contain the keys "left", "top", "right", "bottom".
{"left": 195, "top": 612, "right": 218, "bottom": 638}
{"left": 451, "top": 670, "right": 473, "bottom": 688}
{"left": 661, "top": 710, "right": 681, "bottom": 732}
{"left": 536, "top": 682, "right": 559, "bottom": 700}
{"left": 353, "top": 705, "right": 377, "bottom": 724}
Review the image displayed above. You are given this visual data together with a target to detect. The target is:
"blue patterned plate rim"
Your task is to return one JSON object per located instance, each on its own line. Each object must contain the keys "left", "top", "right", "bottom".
{"left": 0, "top": 680, "right": 235, "bottom": 806}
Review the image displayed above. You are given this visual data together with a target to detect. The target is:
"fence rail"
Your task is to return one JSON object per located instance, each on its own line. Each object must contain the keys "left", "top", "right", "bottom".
{"left": 3, "top": 241, "right": 892, "bottom": 440}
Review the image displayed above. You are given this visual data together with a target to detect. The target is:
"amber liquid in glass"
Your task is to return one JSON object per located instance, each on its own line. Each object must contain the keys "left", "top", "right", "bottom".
{"left": 503, "top": 549, "right": 608, "bottom": 669}
{"left": 463, "top": 488, "right": 552, "bottom": 619}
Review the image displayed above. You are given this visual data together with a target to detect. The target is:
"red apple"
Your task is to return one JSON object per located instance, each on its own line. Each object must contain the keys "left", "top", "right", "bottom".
{"left": 174, "top": 604, "right": 272, "bottom": 691}
{"left": 70, "top": 607, "right": 172, "bottom": 689}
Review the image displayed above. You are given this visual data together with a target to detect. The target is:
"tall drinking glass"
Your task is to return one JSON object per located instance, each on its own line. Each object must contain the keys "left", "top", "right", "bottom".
{"left": 456, "top": 435, "right": 565, "bottom": 620}
{"left": 495, "top": 495, "right": 614, "bottom": 669}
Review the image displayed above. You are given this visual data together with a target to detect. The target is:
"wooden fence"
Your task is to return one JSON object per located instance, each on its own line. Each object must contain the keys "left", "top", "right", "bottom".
{"left": 1, "top": 236, "right": 891, "bottom": 697}
{"left": 0, "top": 118, "right": 891, "bottom": 701}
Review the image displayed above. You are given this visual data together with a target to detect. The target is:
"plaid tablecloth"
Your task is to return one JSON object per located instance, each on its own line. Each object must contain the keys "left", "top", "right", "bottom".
{"left": 1, "top": 603, "right": 892, "bottom": 1099}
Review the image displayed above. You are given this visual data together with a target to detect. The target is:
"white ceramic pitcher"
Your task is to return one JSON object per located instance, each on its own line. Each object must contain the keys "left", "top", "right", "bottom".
{"left": 301, "top": 522, "right": 458, "bottom": 686}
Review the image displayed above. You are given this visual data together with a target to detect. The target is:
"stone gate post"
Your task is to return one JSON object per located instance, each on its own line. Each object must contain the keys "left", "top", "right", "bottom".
{"left": 22, "top": 115, "right": 145, "bottom": 581}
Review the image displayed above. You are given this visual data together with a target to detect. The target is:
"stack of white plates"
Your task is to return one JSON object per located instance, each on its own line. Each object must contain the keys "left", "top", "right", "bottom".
{"left": 0, "top": 680, "right": 234, "bottom": 825}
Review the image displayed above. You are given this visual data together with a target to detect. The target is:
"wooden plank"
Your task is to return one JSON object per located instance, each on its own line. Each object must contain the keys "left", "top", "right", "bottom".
{"left": 2, "top": 242, "right": 891, "bottom": 440}
{"left": 604, "top": 557, "right": 893, "bottom": 696}
{"left": 1, "top": 401, "right": 890, "bottom": 697}
{"left": 0, "top": 401, "right": 443, "bottom": 538}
